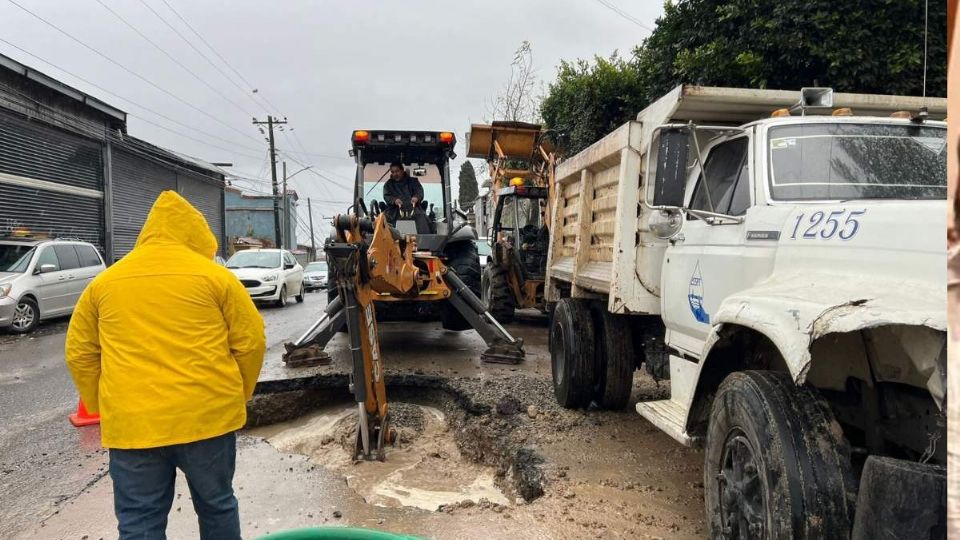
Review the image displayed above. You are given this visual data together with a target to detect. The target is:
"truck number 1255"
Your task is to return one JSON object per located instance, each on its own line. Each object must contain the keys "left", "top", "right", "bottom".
{"left": 790, "top": 209, "right": 866, "bottom": 241}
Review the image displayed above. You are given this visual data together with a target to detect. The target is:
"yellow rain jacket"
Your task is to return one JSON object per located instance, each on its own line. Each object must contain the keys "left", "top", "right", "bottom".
{"left": 65, "top": 191, "right": 266, "bottom": 449}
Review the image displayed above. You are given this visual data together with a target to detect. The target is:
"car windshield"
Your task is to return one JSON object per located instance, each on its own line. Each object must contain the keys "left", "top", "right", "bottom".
{"left": 0, "top": 244, "right": 35, "bottom": 273}
{"left": 305, "top": 262, "right": 328, "bottom": 272}
{"left": 226, "top": 251, "right": 280, "bottom": 269}
{"left": 768, "top": 123, "right": 946, "bottom": 201}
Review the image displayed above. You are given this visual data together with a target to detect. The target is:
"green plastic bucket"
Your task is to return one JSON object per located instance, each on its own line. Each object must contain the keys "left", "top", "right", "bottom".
{"left": 256, "top": 527, "right": 422, "bottom": 540}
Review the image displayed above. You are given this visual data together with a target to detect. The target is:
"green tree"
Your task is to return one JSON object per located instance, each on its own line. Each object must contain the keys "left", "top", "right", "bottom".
{"left": 458, "top": 161, "right": 479, "bottom": 210}
{"left": 541, "top": 0, "right": 946, "bottom": 155}
{"left": 540, "top": 54, "right": 645, "bottom": 156}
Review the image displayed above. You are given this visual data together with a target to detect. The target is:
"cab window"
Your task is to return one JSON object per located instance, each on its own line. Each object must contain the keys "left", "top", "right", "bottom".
{"left": 36, "top": 247, "right": 61, "bottom": 272}
{"left": 690, "top": 138, "right": 749, "bottom": 216}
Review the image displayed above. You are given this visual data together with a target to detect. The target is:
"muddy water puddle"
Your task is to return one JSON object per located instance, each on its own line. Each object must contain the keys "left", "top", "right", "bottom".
{"left": 248, "top": 401, "right": 511, "bottom": 511}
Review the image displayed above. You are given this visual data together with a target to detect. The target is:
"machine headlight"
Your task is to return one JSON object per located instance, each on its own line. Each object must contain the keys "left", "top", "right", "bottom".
{"left": 262, "top": 273, "right": 279, "bottom": 282}
{"left": 0, "top": 283, "right": 10, "bottom": 298}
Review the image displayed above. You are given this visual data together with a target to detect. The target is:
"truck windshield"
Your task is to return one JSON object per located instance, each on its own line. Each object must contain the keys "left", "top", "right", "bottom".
{"left": 767, "top": 123, "right": 946, "bottom": 201}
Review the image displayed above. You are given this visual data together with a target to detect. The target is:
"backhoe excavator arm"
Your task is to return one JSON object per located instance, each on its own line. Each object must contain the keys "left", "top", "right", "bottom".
{"left": 323, "top": 212, "right": 419, "bottom": 461}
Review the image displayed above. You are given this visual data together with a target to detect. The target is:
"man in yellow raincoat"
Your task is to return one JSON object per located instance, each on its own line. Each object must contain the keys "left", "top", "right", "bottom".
{"left": 65, "top": 191, "right": 266, "bottom": 540}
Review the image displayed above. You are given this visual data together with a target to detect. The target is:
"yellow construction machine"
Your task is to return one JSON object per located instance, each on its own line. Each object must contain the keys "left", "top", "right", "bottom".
{"left": 468, "top": 122, "right": 555, "bottom": 322}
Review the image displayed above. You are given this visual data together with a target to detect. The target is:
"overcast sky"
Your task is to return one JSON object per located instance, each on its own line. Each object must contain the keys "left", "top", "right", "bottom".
{"left": 1, "top": 0, "right": 664, "bottom": 242}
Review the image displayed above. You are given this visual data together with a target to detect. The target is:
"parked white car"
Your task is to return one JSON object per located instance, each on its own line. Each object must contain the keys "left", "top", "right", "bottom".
{"left": 0, "top": 237, "right": 106, "bottom": 333}
{"left": 302, "top": 261, "right": 328, "bottom": 292}
{"left": 226, "top": 248, "right": 304, "bottom": 307}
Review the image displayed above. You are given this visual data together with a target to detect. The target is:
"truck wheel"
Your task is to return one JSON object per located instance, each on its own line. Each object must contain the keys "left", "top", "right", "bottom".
{"left": 441, "top": 241, "right": 481, "bottom": 331}
{"left": 590, "top": 307, "right": 634, "bottom": 410}
{"left": 550, "top": 298, "right": 596, "bottom": 408}
{"left": 704, "top": 371, "right": 855, "bottom": 539}
{"left": 481, "top": 264, "right": 516, "bottom": 324}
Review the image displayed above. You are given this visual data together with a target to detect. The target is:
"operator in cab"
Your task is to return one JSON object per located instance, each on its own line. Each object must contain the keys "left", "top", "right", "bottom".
{"left": 383, "top": 162, "right": 430, "bottom": 233}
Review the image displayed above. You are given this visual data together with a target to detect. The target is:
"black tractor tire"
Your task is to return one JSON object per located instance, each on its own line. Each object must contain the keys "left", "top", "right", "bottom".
{"left": 441, "top": 241, "right": 481, "bottom": 331}
{"left": 550, "top": 298, "right": 596, "bottom": 409}
{"left": 704, "top": 371, "right": 855, "bottom": 539}
{"left": 590, "top": 307, "right": 634, "bottom": 410}
{"left": 481, "top": 264, "right": 516, "bottom": 324}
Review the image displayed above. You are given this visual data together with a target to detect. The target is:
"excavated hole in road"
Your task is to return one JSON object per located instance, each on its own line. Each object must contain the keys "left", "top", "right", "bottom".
{"left": 245, "top": 381, "right": 546, "bottom": 513}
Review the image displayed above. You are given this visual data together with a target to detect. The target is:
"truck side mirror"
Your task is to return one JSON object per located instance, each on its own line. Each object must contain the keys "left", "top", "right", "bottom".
{"left": 652, "top": 128, "right": 689, "bottom": 208}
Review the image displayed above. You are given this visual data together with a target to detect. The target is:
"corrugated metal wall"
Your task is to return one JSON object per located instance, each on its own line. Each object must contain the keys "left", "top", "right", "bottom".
{"left": 110, "top": 149, "right": 176, "bottom": 260}
{"left": 0, "top": 110, "right": 104, "bottom": 250}
{"left": 177, "top": 171, "right": 224, "bottom": 252}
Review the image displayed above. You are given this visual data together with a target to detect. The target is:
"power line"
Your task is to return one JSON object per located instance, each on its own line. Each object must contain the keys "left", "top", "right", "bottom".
{"left": 4, "top": 0, "right": 262, "bottom": 145}
{"left": 593, "top": 0, "right": 654, "bottom": 32}
{"left": 139, "top": 0, "right": 273, "bottom": 115}
{"left": 92, "top": 0, "right": 252, "bottom": 117}
{"left": 0, "top": 37, "right": 266, "bottom": 158}
{"left": 155, "top": 0, "right": 283, "bottom": 114}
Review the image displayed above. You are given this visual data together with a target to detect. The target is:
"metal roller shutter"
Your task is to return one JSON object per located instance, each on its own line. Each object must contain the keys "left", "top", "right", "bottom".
{"left": 177, "top": 172, "right": 224, "bottom": 254}
{"left": 110, "top": 149, "right": 176, "bottom": 260}
{"left": 0, "top": 183, "right": 103, "bottom": 249}
{"left": 0, "top": 109, "right": 104, "bottom": 251}
{"left": 0, "top": 111, "right": 102, "bottom": 190}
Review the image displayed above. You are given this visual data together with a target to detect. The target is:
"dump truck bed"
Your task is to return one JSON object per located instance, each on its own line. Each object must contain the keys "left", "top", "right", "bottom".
{"left": 545, "top": 85, "right": 946, "bottom": 315}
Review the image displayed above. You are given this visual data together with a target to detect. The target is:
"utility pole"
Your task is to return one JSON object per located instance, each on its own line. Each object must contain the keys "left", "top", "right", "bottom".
{"left": 252, "top": 115, "right": 287, "bottom": 248}
{"left": 282, "top": 160, "right": 288, "bottom": 249}
{"left": 307, "top": 197, "right": 316, "bottom": 261}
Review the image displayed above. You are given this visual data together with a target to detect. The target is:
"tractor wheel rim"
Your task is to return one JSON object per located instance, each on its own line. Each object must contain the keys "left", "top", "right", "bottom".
{"left": 718, "top": 430, "right": 765, "bottom": 539}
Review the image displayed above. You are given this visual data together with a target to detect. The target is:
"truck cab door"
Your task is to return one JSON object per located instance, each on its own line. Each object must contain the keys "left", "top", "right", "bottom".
{"left": 662, "top": 136, "right": 754, "bottom": 356}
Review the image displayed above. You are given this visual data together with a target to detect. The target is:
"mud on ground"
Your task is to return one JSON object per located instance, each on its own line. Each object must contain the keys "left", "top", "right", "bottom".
{"left": 246, "top": 369, "right": 707, "bottom": 539}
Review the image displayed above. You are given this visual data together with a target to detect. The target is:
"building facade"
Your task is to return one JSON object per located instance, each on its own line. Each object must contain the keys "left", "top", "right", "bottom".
{"left": 0, "top": 53, "right": 226, "bottom": 262}
{"left": 224, "top": 186, "right": 298, "bottom": 253}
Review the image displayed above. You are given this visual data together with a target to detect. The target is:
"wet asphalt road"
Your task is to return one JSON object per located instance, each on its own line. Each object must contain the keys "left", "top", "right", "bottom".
{"left": 0, "top": 293, "right": 323, "bottom": 538}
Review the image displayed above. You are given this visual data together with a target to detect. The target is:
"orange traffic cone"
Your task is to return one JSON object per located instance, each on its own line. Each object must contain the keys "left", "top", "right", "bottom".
{"left": 68, "top": 399, "right": 100, "bottom": 427}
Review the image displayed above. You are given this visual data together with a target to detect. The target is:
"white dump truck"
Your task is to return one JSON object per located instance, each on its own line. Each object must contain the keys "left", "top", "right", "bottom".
{"left": 545, "top": 85, "right": 947, "bottom": 538}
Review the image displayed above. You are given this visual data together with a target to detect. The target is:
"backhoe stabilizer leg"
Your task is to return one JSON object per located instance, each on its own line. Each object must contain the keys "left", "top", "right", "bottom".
{"left": 281, "top": 295, "right": 344, "bottom": 367}
{"left": 443, "top": 270, "right": 525, "bottom": 364}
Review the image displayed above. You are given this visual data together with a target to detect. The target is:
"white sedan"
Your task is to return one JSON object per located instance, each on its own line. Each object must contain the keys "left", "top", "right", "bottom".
{"left": 226, "top": 249, "right": 304, "bottom": 307}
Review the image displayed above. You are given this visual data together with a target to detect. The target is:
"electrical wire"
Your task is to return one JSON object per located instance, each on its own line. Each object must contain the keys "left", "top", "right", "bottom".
{"left": 3, "top": 0, "right": 262, "bottom": 145}
{"left": 0, "top": 38, "right": 268, "bottom": 158}
{"left": 593, "top": 0, "right": 654, "bottom": 32}
{"left": 155, "top": 0, "right": 282, "bottom": 114}
{"left": 92, "top": 0, "right": 253, "bottom": 117}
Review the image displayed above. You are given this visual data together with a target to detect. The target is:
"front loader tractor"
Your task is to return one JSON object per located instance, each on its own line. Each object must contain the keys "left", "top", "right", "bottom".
{"left": 467, "top": 122, "right": 554, "bottom": 323}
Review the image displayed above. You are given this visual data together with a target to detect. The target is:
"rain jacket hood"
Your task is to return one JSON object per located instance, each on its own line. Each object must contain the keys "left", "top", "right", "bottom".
{"left": 135, "top": 190, "right": 218, "bottom": 258}
{"left": 65, "top": 191, "right": 265, "bottom": 449}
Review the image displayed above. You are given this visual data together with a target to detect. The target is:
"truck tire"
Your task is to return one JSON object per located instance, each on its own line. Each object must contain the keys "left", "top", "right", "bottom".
{"left": 590, "top": 307, "right": 634, "bottom": 410}
{"left": 481, "top": 264, "right": 516, "bottom": 324}
{"left": 550, "top": 298, "right": 596, "bottom": 409}
{"left": 441, "top": 241, "right": 481, "bottom": 331}
{"left": 704, "top": 371, "right": 855, "bottom": 539}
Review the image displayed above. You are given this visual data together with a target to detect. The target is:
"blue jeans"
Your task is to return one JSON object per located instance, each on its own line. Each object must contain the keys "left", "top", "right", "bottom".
{"left": 109, "top": 432, "right": 241, "bottom": 540}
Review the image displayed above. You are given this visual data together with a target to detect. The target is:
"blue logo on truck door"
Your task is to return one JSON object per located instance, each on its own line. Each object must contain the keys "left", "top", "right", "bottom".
{"left": 688, "top": 263, "right": 710, "bottom": 324}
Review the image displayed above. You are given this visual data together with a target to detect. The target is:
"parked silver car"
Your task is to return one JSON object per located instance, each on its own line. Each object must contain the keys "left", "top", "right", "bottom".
{"left": 302, "top": 261, "right": 328, "bottom": 292}
{"left": 0, "top": 238, "right": 106, "bottom": 333}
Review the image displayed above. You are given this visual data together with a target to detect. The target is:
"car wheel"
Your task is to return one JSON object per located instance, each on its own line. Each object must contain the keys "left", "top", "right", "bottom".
{"left": 276, "top": 285, "right": 287, "bottom": 308}
{"left": 295, "top": 284, "right": 305, "bottom": 303}
{"left": 10, "top": 297, "right": 39, "bottom": 334}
